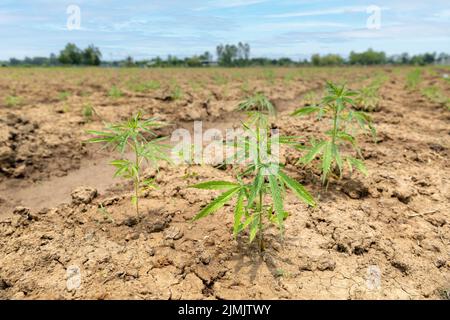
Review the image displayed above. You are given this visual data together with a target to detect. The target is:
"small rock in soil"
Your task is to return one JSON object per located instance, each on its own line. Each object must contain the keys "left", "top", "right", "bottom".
{"left": 147, "top": 218, "right": 169, "bottom": 233}
{"left": 163, "top": 226, "right": 183, "bottom": 240}
{"left": 435, "top": 259, "right": 446, "bottom": 269}
{"left": 392, "top": 183, "right": 414, "bottom": 204}
{"left": 71, "top": 186, "right": 97, "bottom": 205}
{"left": 391, "top": 260, "right": 410, "bottom": 275}
{"left": 12, "top": 164, "right": 26, "bottom": 177}
{"left": 342, "top": 180, "right": 369, "bottom": 199}
{"left": 13, "top": 206, "right": 32, "bottom": 219}
{"left": 298, "top": 258, "right": 314, "bottom": 271}
{"left": 199, "top": 252, "right": 211, "bottom": 265}
{"left": 0, "top": 146, "right": 14, "bottom": 163}
{"left": 317, "top": 256, "right": 336, "bottom": 271}
{"left": 428, "top": 143, "right": 446, "bottom": 154}
{"left": 0, "top": 278, "right": 10, "bottom": 290}
{"left": 123, "top": 217, "right": 138, "bottom": 227}
{"left": 100, "top": 196, "right": 120, "bottom": 206}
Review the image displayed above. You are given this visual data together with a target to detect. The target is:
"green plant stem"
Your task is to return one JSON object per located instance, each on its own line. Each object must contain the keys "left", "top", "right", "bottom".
{"left": 324, "top": 104, "right": 339, "bottom": 188}
{"left": 134, "top": 142, "right": 140, "bottom": 217}
{"left": 331, "top": 105, "right": 339, "bottom": 145}
{"left": 258, "top": 190, "right": 263, "bottom": 252}
{"left": 255, "top": 116, "right": 264, "bottom": 252}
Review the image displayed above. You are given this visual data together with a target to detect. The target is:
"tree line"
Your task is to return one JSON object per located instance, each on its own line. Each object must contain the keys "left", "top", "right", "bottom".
{"left": 311, "top": 49, "right": 448, "bottom": 66}
{"left": 3, "top": 43, "right": 449, "bottom": 67}
{"left": 7, "top": 43, "right": 102, "bottom": 66}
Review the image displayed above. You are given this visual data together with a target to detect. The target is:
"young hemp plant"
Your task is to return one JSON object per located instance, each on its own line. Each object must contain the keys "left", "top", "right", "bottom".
{"left": 189, "top": 94, "right": 315, "bottom": 251}
{"left": 292, "top": 82, "right": 375, "bottom": 187}
{"left": 87, "top": 112, "right": 170, "bottom": 217}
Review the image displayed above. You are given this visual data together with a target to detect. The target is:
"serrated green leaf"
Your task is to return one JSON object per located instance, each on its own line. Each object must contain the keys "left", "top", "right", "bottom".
{"left": 193, "top": 187, "right": 240, "bottom": 221}
{"left": 233, "top": 190, "right": 245, "bottom": 237}
{"left": 301, "top": 140, "right": 327, "bottom": 164}
{"left": 291, "top": 106, "right": 320, "bottom": 116}
{"left": 333, "top": 144, "right": 343, "bottom": 177}
{"left": 190, "top": 181, "right": 240, "bottom": 190}
{"left": 277, "top": 171, "right": 315, "bottom": 207}
{"left": 322, "top": 141, "right": 333, "bottom": 182}
{"left": 335, "top": 131, "right": 356, "bottom": 145}
{"left": 347, "top": 157, "right": 368, "bottom": 176}
{"left": 249, "top": 214, "right": 260, "bottom": 243}
{"left": 247, "top": 170, "right": 264, "bottom": 209}
{"left": 268, "top": 174, "right": 284, "bottom": 227}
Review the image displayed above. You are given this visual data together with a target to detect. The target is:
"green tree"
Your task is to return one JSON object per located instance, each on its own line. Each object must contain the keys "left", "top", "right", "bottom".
{"left": 83, "top": 45, "right": 102, "bottom": 65}
{"left": 349, "top": 49, "right": 386, "bottom": 65}
{"left": 311, "top": 54, "right": 321, "bottom": 66}
{"left": 58, "top": 43, "right": 83, "bottom": 65}
{"left": 216, "top": 43, "right": 250, "bottom": 66}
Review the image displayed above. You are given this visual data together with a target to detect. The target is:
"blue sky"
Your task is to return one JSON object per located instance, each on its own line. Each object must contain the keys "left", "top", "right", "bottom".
{"left": 0, "top": 0, "right": 449, "bottom": 60}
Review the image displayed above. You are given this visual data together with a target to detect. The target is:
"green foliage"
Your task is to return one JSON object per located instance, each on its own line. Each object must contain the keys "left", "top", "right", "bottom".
{"left": 355, "top": 85, "right": 379, "bottom": 112}
{"left": 108, "top": 86, "right": 123, "bottom": 98}
{"left": 311, "top": 53, "right": 344, "bottom": 66}
{"left": 354, "top": 75, "right": 387, "bottom": 112}
{"left": 263, "top": 69, "right": 276, "bottom": 85}
{"left": 82, "top": 104, "right": 95, "bottom": 120}
{"left": 283, "top": 72, "right": 296, "bottom": 84}
{"left": 58, "top": 43, "right": 83, "bottom": 65}
{"left": 191, "top": 94, "right": 315, "bottom": 251}
{"left": 213, "top": 73, "right": 228, "bottom": 85}
{"left": 238, "top": 93, "right": 276, "bottom": 118}
{"left": 170, "top": 84, "right": 183, "bottom": 100}
{"left": 129, "top": 80, "right": 161, "bottom": 92}
{"left": 302, "top": 91, "right": 321, "bottom": 106}
{"left": 216, "top": 42, "right": 250, "bottom": 66}
{"left": 58, "top": 91, "right": 71, "bottom": 101}
{"left": 349, "top": 49, "right": 387, "bottom": 65}
{"left": 5, "top": 95, "right": 22, "bottom": 107}
{"left": 293, "top": 82, "right": 375, "bottom": 185}
{"left": 406, "top": 69, "right": 422, "bottom": 90}
{"left": 87, "top": 113, "right": 170, "bottom": 216}
{"left": 58, "top": 43, "right": 102, "bottom": 65}
{"left": 422, "top": 86, "right": 450, "bottom": 110}
{"left": 82, "top": 45, "right": 102, "bottom": 66}
{"left": 240, "top": 80, "right": 250, "bottom": 94}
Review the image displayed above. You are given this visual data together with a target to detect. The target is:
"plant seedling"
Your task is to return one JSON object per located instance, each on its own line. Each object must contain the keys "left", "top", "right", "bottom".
{"left": 82, "top": 104, "right": 96, "bottom": 121}
{"left": 130, "top": 80, "right": 161, "bottom": 93}
{"left": 422, "top": 86, "right": 450, "bottom": 110}
{"left": 263, "top": 69, "right": 276, "bottom": 85}
{"left": 58, "top": 91, "right": 71, "bottom": 101}
{"left": 354, "top": 73, "right": 387, "bottom": 112}
{"left": 108, "top": 85, "right": 123, "bottom": 98}
{"left": 213, "top": 73, "right": 228, "bottom": 86}
{"left": 87, "top": 112, "right": 170, "bottom": 217}
{"left": 406, "top": 69, "right": 422, "bottom": 91}
{"left": 237, "top": 93, "right": 276, "bottom": 125}
{"left": 191, "top": 94, "right": 315, "bottom": 251}
{"left": 5, "top": 95, "right": 22, "bottom": 107}
{"left": 292, "top": 82, "right": 375, "bottom": 186}
{"left": 354, "top": 84, "right": 380, "bottom": 112}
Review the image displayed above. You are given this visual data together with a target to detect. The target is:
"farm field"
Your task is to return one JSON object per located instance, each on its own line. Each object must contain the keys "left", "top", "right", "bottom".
{"left": 0, "top": 66, "right": 449, "bottom": 300}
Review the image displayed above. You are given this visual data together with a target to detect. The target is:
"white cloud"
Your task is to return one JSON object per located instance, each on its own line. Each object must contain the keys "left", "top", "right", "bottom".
{"left": 243, "top": 21, "right": 350, "bottom": 33}
{"left": 266, "top": 6, "right": 389, "bottom": 18}
{"left": 433, "top": 9, "right": 450, "bottom": 18}
{"left": 194, "top": 0, "right": 268, "bottom": 11}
